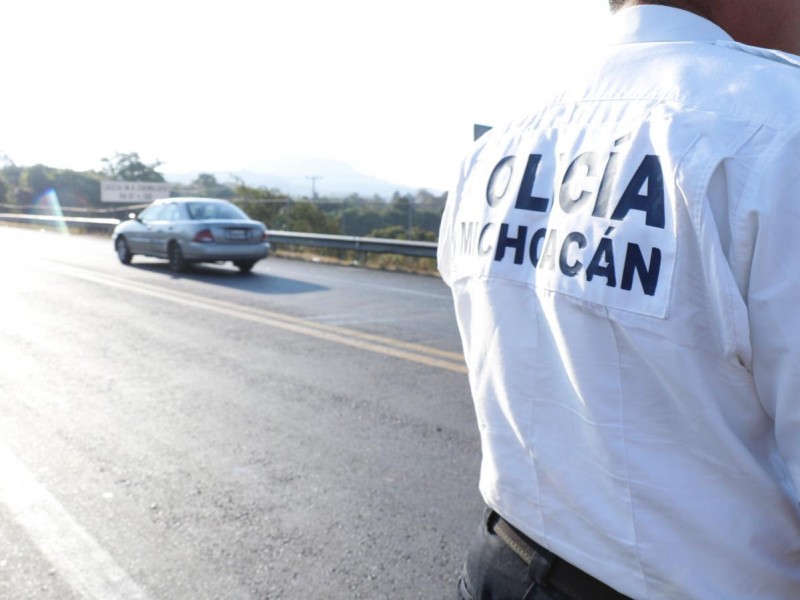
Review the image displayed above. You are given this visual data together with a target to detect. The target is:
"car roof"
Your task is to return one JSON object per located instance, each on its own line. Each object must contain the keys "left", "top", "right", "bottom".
{"left": 152, "top": 197, "right": 230, "bottom": 204}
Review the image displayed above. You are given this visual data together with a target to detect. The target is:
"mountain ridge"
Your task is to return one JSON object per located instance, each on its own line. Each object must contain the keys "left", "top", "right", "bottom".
{"left": 164, "top": 157, "right": 440, "bottom": 199}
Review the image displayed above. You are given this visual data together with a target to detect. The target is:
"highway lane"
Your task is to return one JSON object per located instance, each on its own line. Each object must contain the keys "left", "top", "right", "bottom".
{"left": 0, "top": 226, "right": 483, "bottom": 599}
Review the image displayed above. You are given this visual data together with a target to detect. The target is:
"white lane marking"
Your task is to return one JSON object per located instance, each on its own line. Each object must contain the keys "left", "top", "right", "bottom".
{"left": 0, "top": 444, "right": 149, "bottom": 599}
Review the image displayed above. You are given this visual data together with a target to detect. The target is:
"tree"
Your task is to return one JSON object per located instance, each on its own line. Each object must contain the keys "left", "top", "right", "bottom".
{"left": 54, "top": 170, "right": 102, "bottom": 207}
{"left": 232, "top": 180, "right": 289, "bottom": 226}
{"left": 21, "top": 164, "right": 56, "bottom": 196}
{"left": 189, "top": 173, "right": 234, "bottom": 199}
{"left": 12, "top": 165, "right": 102, "bottom": 207}
{"left": 369, "top": 225, "right": 436, "bottom": 242}
{"left": 102, "top": 152, "right": 165, "bottom": 182}
{"left": 275, "top": 202, "right": 339, "bottom": 234}
{"left": 339, "top": 206, "right": 386, "bottom": 236}
{"left": 194, "top": 173, "right": 218, "bottom": 189}
{"left": 0, "top": 174, "right": 8, "bottom": 204}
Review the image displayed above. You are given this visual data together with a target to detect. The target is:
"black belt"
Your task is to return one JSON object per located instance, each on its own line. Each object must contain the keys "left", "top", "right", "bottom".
{"left": 489, "top": 511, "right": 632, "bottom": 600}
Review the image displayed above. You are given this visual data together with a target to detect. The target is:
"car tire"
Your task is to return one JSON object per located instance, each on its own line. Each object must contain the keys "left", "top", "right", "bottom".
{"left": 168, "top": 241, "right": 186, "bottom": 272}
{"left": 235, "top": 260, "right": 256, "bottom": 274}
{"left": 115, "top": 236, "right": 133, "bottom": 265}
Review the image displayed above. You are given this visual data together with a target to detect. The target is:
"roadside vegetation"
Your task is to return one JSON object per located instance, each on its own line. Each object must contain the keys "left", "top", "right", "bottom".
{"left": 0, "top": 153, "right": 446, "bottom": 275}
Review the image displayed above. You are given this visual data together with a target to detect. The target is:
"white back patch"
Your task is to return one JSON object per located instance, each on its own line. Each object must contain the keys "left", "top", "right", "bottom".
{"left": 452, "top": 118, "right": 683, "bottom": 319}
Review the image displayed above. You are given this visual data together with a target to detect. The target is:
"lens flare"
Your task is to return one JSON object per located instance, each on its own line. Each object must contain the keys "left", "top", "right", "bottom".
{"left": 33, "top": 188, "right": 69, "bottom": 235}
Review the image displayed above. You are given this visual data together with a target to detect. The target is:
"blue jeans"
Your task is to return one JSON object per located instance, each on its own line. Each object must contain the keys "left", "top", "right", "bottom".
{"left": 457, "top": 510, "right": 566, "bottom": 600}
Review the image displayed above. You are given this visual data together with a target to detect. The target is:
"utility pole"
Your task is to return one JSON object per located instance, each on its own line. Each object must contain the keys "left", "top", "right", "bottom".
{"left": 306, "top": 175, "right": 322, "bottom": 201}
{"left": 407, "top": 195, "right": 415, "bottom": 237}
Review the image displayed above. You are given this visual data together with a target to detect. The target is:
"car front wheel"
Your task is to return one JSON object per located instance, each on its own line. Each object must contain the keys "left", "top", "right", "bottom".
{"left": 168, "top": 242, "right": 186, "bottom": 272}
{"left": 115, "top": 236, "right": 133, "bottom": 265}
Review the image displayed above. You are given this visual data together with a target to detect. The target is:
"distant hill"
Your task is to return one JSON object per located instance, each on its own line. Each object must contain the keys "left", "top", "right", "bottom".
{"left": 164, "top": 157, "right": 434, "bottom": 199}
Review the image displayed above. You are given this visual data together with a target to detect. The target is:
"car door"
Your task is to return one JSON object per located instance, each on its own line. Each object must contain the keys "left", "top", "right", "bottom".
{"left": 127, "top": 204, "right": 164, "bottom": 255}
{"left": 148, "top": 203, "right": 180, "bottom": 257}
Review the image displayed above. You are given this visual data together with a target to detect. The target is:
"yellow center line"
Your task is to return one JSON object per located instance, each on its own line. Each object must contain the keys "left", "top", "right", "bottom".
{"left": 45, "top": 262, "right": 468, "bottom": 374}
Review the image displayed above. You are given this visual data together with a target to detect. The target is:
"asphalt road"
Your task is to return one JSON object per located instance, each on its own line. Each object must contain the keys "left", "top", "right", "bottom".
{"left": 0, "top": 226, "right": 483, "bottom": 600}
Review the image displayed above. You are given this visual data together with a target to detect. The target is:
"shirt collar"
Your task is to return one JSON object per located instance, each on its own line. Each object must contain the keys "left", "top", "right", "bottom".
{"left": 610, "top": 5, "right": 733, "bottom": 45}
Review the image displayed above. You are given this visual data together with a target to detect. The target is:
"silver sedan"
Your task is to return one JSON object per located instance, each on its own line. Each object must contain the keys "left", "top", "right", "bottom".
{"left": 112, "top": 197, "right": 270, "bottom": 273}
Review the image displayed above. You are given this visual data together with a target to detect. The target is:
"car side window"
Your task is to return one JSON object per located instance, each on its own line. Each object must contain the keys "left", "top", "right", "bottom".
{"left": 187, "top": 203, "right": 205, "bottom": 220}
{"left": 162, "top": 204, "right": 180, "bottom": 221}
{"left": 139, "top": 204, "right": 165, "bottom": 223}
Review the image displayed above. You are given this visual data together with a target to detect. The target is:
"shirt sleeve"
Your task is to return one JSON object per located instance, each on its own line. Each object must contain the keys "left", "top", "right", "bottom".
{"left": 744, "top": 131, "right": 800, "bottom": 498}
{"left": 437, "top": 160, "right": 468, "bottom": 288}
{"left": 436, "top": 196, "right": 455, "bottom": 287}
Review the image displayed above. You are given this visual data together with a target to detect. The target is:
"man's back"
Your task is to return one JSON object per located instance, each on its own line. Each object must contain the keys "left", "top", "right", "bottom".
{"left": 439, "top": 6, "right": 800, "bottom": 598}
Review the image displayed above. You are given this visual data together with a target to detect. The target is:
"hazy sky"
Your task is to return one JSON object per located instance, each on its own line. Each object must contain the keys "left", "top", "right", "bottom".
{"left": 1, "top": 0, "right": 610, "bottom": 191}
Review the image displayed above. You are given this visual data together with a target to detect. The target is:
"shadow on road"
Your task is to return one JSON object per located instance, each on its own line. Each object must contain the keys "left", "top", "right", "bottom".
{"left": 129, "top": 262, "right": 328, "bottom": 295}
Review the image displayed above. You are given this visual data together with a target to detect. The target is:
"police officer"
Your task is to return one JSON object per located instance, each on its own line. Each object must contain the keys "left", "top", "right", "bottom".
{"left": 438, "top": 1, "right": 800, "bottom": 598}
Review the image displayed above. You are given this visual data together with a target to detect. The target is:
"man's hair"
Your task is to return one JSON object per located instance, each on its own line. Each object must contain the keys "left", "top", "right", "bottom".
{"left": 608, "top": 0, "right": 693, "bottom": 12}
{"left": 609, "top": 0, "right": 703, "bottom": 8}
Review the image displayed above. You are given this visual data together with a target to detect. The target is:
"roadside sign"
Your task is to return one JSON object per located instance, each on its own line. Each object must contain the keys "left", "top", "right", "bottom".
{"left": 101, "top": 181, "right": 169, "bottom": 203}
{"left": 473, "top": 124, "right": 492, "bottom": 141}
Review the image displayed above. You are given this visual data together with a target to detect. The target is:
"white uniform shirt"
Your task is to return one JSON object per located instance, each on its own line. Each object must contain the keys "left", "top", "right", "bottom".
{"left": 438, "top": 6, "right": 800, "bottom": 599}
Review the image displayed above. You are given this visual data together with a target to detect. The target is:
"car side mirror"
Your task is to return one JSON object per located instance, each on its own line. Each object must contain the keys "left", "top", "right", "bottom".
{"left": 129, "top": 212, "right": 138, "bottom": 221}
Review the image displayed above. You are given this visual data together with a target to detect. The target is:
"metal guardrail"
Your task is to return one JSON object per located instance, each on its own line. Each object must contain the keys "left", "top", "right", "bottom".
{"left": 0, "top": 213, "right": 121, "bottom": 228}
{"left": 0, "top": 213, "right": 438, "bottom": 259}
{"left": 266, "top": 231, "right": 437, "bottom": 258}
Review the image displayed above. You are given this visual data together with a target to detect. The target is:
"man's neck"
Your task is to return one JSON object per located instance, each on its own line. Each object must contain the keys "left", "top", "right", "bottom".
{"left": 612, "top": 0, "right": 713, "bottom": 21}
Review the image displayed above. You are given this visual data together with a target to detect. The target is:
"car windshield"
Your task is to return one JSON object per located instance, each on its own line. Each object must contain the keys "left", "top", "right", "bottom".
{"left": 186, "top": 202, "right": 248, "bottom": 221}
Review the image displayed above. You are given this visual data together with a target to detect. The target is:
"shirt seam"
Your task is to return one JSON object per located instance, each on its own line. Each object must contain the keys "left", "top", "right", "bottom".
{"left": 611, "top": 318, "right": 651, "bottom": 599}
{"left": 529, "top": 95, "right": 800, "bottom": 133}
{"left": 735, "top": 125, "right": 800, "bottom": 291}
{"left": 734, "top": 124, "right": 800, "bottom": 387}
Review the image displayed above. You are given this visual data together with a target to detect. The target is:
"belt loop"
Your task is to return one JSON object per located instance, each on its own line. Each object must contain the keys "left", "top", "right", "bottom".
{"left": 485, "top": 508, "right": 500, "bottom": 532}
{"left": 526, "top": 538, "right": 555, "bottom": 586}
{"left": 489, "top": 510, "right": 555, "bottom": 586}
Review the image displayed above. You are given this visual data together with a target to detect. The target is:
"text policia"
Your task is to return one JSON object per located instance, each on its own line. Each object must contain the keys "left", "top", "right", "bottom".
{"left": 455, "top": 140, "right": 669, "bottom": 302}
